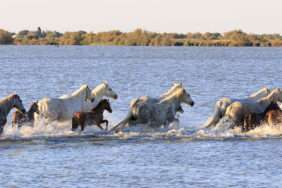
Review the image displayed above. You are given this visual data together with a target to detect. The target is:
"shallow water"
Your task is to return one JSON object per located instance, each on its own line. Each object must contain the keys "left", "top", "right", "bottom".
{"left": 0, "top": 46, "right": 281, "bottom": 187}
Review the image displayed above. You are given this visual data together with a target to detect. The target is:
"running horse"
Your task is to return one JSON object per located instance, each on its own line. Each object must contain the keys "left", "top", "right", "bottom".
{"left": 12, "top": 101, "right": 39, "bottom": 127}
{"left": 35, "top": 84, "right": 94, "bottom": 122}
{"left": 111, "top": 88, "right": 194, "bottom": 132}
{"left": 205, "top": 88, "right": 270, "bottom": 128}
{"left": 226, "top": 88, "right": 282, "bottom": 126}
{"left": 242, "top": 101, "right": 280, "bottom": 132}
{"left": 72, "top": 99, "right": 112, "bottom": 131}
{"left": 0, "top": 94, "right": 26, "bottom": 134}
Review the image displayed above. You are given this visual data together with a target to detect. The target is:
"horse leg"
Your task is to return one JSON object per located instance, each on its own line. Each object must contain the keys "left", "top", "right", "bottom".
{"left": 0, "top": 119, "right": 7, "bottom": 134}
{"left": 96, "top": 122, "right": 104, "bottom": 131}
{"left": 80, "top": 121, "right": 85, "bottom": 131}
{"left": 72, "top": 116, "right": 79, "bottom": 131}
{"left": 100, "top": 120, "right": 108, "bottom": 130}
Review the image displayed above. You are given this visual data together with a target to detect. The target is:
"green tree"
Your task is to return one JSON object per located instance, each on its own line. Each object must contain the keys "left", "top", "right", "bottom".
{"left": 69, "top": 31, "right": 85, "bottom": 45}
{"left": 18, "top": 30, "right": 29, "bottom": 37}
{"left": 0, "top": 29, "right": 13, "bottom": 44}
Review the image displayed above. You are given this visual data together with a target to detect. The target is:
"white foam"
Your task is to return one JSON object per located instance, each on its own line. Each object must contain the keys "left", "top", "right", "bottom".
{"left": 198, "top": 120, "right": 282, "bottom": 139}
{"left": 1, "top": 113, "right": 119, "bottom": 139}
{"left": 1, "top": 113, "right": 281, "bottom": 140}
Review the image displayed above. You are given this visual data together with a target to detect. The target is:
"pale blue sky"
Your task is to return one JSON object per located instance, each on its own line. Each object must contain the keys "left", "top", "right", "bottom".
{"left": 1, "top": 0, "right": 282, "bottom": 34}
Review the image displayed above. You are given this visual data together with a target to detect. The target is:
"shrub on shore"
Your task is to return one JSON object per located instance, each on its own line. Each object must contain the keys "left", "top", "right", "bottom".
{"left": 1, "top": 27, "right": 281, "bottom": 47}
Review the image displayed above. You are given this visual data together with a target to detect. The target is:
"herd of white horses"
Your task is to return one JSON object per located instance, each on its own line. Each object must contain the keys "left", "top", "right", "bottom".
{"left": 0, "top": 82, "right": 281, "bottom": 134}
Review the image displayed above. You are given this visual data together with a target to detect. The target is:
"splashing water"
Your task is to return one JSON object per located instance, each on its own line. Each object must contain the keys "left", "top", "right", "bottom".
{"left": 1, "top": 113, "right": 281, "bottom": 141}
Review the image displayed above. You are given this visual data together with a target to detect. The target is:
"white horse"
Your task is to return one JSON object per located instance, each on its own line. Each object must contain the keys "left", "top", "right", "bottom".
{"left": 129, "top": 82, "right": 183, "bottom": 106}
{"left": 36, "top": 85, "right": 94, "bottom": 122}
{"left": 205, "top": 88, "right": 270, "bottom": 128}
{"left": 82, "top": 82, "right": 118, "bottom": 111}
{"left": 0, "top": 94, "right": 26, "bottom": 134}
{"left": 60, "top": 82, "right": 118, "bottom": 112}
{"left": 226, "top": 88, "right": 282, "bottom": 125}
{"left": 111, "top": 88, "right": 194, "bottom": 132}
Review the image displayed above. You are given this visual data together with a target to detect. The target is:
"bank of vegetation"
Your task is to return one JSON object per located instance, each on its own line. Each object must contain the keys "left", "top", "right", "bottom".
{"left": 0, "top": 27, "right": 281, "bottom": 47}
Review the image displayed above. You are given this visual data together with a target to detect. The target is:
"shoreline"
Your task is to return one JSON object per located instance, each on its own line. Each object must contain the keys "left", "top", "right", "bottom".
{"left": 1, "top": 28, "right": 281, "bottom": 47}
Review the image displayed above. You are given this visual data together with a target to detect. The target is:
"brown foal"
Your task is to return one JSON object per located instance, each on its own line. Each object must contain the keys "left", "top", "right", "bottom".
{"left": 72, "top": 99, "right": 112, "bottom": 131}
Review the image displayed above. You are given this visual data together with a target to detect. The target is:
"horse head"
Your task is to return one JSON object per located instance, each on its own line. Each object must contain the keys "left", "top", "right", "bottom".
{"left": 102, "top": 82, "right": 118, "bottom": 100}
{"left": 177, "top": 88, "right": 194, "bottom": 107}
{"left": 276, "top": 88, "right": 282, "bottom": 102}
{"left": 12, "top": 94, "right": 26, "bottom": 113}
{"left": 103, "top": 99, "right": 112, "bottom": 113}
{"left": 30, "top": 101, "right": 39, "bottom": 113}
{"left": 93, "top": 99, "right": 113, "bottom": 113}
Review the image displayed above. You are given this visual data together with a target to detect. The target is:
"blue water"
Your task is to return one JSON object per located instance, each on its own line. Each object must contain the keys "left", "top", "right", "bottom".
{"left": 0, "top": 46, "right": 281, "bottom": 187}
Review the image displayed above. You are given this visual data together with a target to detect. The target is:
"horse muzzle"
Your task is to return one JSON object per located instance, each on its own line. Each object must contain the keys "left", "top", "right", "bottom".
{"left": 113, "top": 94, "right": 118, "bottom": 100}
{"left": 190, "top": 101, "right": 195, "bottom": 107}
{"left": 91, "top": 98, "right": 95, "bottom": 103}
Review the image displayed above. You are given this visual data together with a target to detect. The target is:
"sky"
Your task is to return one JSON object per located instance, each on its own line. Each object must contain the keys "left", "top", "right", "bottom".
{"left": 1, "top": 0, "right": 282, "bottom": 34}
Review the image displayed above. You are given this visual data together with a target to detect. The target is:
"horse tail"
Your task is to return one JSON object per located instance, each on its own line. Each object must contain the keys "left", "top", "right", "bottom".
{"left": 129, "top": 98, "right": 139, "bottom": 107}
{"left": 204, "top": 108, "right": 221, "bottom": 128}
{"left": 111, "top": 99, "right": 140, "bottom": 132}
{"left": 110, "top": 107, "right": 135, "bottom": 132}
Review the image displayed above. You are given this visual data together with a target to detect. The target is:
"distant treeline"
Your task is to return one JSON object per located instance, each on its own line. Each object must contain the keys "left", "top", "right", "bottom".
{"left": 0, "top": 27, "right": 281, "bottom": 47}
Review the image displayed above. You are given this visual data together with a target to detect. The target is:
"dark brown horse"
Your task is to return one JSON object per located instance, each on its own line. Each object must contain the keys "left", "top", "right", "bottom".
{"left": 12, "top": 101, "right": 39, "bottom": 127}
{"left": 242, "top": 102, "right": 280, "bottom": 132}
{"left": 72, "top": 99, "right": 112, "bottom": 131}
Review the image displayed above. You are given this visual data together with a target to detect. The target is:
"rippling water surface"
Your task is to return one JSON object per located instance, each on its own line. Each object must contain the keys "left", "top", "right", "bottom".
{"left": 0, "top": 46, "right": 281, "bottom": 187}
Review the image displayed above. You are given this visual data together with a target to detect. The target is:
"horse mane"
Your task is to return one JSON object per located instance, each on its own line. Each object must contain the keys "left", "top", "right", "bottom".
{"left": 159, "top": 88, "right": 185, "bottom": 104}
{"left": 160, "top": 83, "right": 182, "bottom": 98}
{"left": 0, "top": 94, "right": 18, "bottom": 115}
{"left": 0, "top": 94, "right": 17, "bottom": 103}
{"left": 258, "top": 88, "right": 280, "bottom": 103}
{"left": 248, "top": 88, "right": 269, "bottom": 98}
{"left": 71, "top": 85, "right": 88, "bottom": 96}
{"left": 91, "top": 83, "right": 107, "bottom": 96}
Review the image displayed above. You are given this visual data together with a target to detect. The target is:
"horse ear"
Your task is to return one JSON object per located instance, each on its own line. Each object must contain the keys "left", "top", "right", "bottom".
{"left": 103, "top": 82, "right": 108, "bottom": 86}
{"left": 179, "top": 82, "right": 182, "bottom": 87}
{"left": 86, "top": 84, "right": 89, "bottom": 88}
{"left": 15, "top": 94, "right": 20, "bottom": 100}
